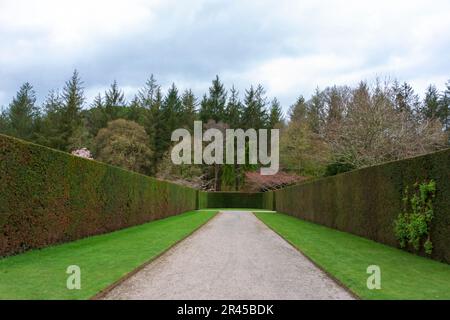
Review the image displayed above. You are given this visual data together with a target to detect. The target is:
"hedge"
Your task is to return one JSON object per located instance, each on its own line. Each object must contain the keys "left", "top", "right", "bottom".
{"left": 273, "top": 148, "right": 450, "bottom": 264}
{"left": 198, "top": 191, "right": 265, "bottom": 209}
{"left": 0, "top": 134, "right": 197, "bottom": 257}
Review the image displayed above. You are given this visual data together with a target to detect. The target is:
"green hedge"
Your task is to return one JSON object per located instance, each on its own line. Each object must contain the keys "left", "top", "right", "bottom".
{"left": 198, "top": 191, "right": 264, "bottom": 209}
{"left": 273, "top": 148, "right": 450, "bottom": 264}
{"left": 0, "top": 134, "right": 197, "bottom": 257}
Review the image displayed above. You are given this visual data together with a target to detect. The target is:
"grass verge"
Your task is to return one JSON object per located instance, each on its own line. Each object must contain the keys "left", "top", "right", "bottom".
{"left": 0, "top": 210, "right": 217, "bottom": 300}
{"left": 255, "top": 212, "right": 450, "bottom": 300}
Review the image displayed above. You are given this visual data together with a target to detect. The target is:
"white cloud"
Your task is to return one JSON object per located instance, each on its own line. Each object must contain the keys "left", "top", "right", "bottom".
{"left": 0, "top": 0, "right": 449, "bottom": 109}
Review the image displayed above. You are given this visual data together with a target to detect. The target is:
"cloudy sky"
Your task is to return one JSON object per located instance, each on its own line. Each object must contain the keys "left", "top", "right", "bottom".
{"left": 1, "top": 0, "right": 449, "bottom": 112}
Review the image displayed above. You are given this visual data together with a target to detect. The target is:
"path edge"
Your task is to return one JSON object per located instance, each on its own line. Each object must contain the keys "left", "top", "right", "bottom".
{"left": 252, "top": 211, "right": 361, "bottom": 300}
{"left": 90, "top": 211, "right": 222, "bottom": 300}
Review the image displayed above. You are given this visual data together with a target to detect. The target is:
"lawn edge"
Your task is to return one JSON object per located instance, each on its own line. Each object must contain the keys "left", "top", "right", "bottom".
{"left": 252, "top": 211, "right": 361, "bottom": 300}
{"left": 90, "top": 210, "right": 220, "bottom": 300}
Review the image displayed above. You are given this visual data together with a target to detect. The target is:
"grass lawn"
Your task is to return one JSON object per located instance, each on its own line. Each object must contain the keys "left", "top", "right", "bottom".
{"left": 0, "top": 210, "right": 217, "bottom": 300}
{"left": 255, "top": 212, "right": 450, "bottom": 300}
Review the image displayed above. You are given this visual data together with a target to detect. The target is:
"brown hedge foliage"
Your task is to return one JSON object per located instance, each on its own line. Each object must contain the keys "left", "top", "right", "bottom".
{"left": 0, "top": 134, "right": 197, "bottom": 257}
{"left": 273, "top": 148, "right": 450, "bottom": 263}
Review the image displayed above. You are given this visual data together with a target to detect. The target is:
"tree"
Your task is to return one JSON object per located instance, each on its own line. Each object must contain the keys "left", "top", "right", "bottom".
{"left": 138, "top": 75, "right": 158, "bottom": 109}
{"left": 269, "top": 98, "right": 283, "bottom": 128}
{"left": 224, "top": 86, "right": 242, "bottom": 128}
{"left": 421, "top": 85, "right": 440, "bottom": 120}
{"left": 438, "top": 80, "right": 450, "bottom": 133}
{"left": 392, "top": 81, "right": 420, "bottom": 114}
{"left": 94, "top": 119, "right": 152, "bottom": 174}
{"left": 104, "top": 80, "right": 126, "bottom": 121}
{"left": 6, "top": 82, "right": 38, "bottom": 140}
{"left": 307, "top": 87, "right": 325, "bottom": 134}
{"left": 180, "top": 89, "right": 197, "bottom": 128}
{"left": 325, "top": 81, "right": 447, "bottom": 168}
{"left": 241, "top": 84, "right": 268, "bottom": 130}
{"left": 288, "top": 96, "right": 307, "bottom": 123}
{"left": 60, "top": 70, "right": 85, "bottom": 150}
{"left": 35, "top": 90, "right": 66, "bottom": 149}
{"left": 200, "top": 75, "right": 227, "bottom": 123}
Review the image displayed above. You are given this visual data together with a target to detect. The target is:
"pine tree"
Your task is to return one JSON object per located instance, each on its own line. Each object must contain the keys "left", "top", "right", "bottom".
{"left": 421, "top": 85, "right": 440, "bottom": 120}
{"left": 241, "top": 84, "right": 268, "bottom": 130}
{"left": 392, "top": 81, "right": 420, "bottom": 114}
{"left": 269, "top": 97, "right": 283, "bottom": 128}
{"left": 104, "top": 80, "right": 126, "bottom": 121}
{"left": 60, "top": 70, "right": 85, "bottom": 150}
{"left": 180, "top": 89, "right": 197, "bottom": 129}
{"left": 7, "top": 82, "right": 38, "bottom": 141}
{"left": 224, "top": 86, "right": 242, "bottom": 128}
{"left": 289, "top": 95, "right": 308, "bottom": 123}
{"left": 138, "top": 75, "right": 158, "bottom": 109}
{"left": 438, "top": 80, "right": 450, "bottom": 133}
{"left": 307, "top": 87, "right": 325, "bottom": 134}
{"left": 35, "top": 90, "right": 66, "bottom": 149}
{"left": 200, "top": 75, "right": 227, "bottom": 123}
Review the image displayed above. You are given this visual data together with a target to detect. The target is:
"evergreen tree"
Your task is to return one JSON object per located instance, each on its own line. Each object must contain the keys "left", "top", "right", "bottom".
{"left": 392, "top": 81, "right": 420, "bottom": 114}
{"left": 180, "top": 89, "right": 197, "bottom": 128}
{"left": 35, "top": 90, "right": 66, "bottom": 149}
{"left": 224, "top": 86, "right": 242, "bottom": 128}
{"left": 200, "top": 75, "right": 227, "bottom": 123}
{"left": 421, "top": 84, "right": 440, "bottom": 120}
{"left": 104, "top": 80, "right": 126, "bottom": 121}
{"left": 7, "top": 82, "right": 38, "bottom": 141}
{"left": 60, "top": 70, "right": 85, "bottom": 150}
{"left": 138, "top": 75, "right": 158, "bottom": 109}
{"left": 268, "top": 97, "right": 283, "bottom": 128}
{"left": 438, "top": 80, "right": 450, "bottom": 136}
{"left": 307, "top": 87, "right": 325, "bottom": 133}
{"left": 241, "top": 84, "right": 268, "bottom": 130}
{"left": 289, "top": 95, "right": 308, "bottom": 123}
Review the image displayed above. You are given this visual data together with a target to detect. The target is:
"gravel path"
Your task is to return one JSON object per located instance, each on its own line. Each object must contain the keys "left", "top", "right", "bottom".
{"left": 102, "top": 211, "right": 354, "bottom": 300}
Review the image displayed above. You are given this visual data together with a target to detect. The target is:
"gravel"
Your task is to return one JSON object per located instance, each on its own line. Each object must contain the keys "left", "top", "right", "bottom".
{"left": 102, "top": 211, "right": 354, "bottom": 300}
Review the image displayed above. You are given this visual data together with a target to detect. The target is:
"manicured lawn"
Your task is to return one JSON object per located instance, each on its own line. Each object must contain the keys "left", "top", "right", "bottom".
{"left": 0, "top": 210, "right": 217, "bottom": 300}
{"left": 255, "top": 212, "right": 450, "bottom": 300}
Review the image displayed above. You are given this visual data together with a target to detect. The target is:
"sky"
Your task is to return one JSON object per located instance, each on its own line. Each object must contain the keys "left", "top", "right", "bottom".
{"left": 0, "top": 0, "right": 449, "bottom": 113}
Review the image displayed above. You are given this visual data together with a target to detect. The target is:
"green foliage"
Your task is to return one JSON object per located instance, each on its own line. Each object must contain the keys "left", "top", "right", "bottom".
{"left": 4, "top": 82, "right": 38, "bottom": 141}
{"left": 394, "top": 181, "right": 436, "bottom": 254}
{"left": 0, "top": 134, "right": 197, "bottom": 257}
{"left": 94, "top": 119, "right": 152, "bottom": 174}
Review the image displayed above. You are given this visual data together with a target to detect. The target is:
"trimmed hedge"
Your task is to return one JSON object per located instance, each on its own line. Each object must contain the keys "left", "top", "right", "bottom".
{"left": 198, "top": 191, "right": 265, "bottom": 209}
{"left": 273, "top": 148, "right": 450, "bottom": 264}
{"left": 0, "top": 134, "right": 197, "bottom": 257}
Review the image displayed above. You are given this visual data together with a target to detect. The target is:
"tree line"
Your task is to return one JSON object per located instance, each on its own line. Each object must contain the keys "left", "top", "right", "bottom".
{"left": 0, "top": 71, "right": 448, "bottom": 190}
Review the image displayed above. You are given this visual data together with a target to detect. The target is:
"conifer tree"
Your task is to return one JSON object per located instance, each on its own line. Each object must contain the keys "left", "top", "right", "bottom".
{"left": 60, "top": 70, "right": 85, "bottom": 150}
{"left": 241, "top": 84, "right": 268, "bottom": 130}
{"left": 224, "top": 86, "right": 242, "bottom": 128}
{"left": 268, "top": 97, "right": 283, "bottom": 128}
{"left": 181, "top": 89, "right": 197, "bottom": 129}
{"left": 200, "top": 76, "right": 227, "bottom": 123}
{"left": 7, "top": 82, "right": 38, "bottom": 141}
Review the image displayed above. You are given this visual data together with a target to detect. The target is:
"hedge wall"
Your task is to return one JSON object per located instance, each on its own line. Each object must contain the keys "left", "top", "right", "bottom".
{"left": 273, "top": 148, "right": 450, "bottom": 263}
{"left": 0, "top": 134, "right": 197, "bottom": 257}
{"left": 198, "top": 191, "right": 265, "bottom": 209}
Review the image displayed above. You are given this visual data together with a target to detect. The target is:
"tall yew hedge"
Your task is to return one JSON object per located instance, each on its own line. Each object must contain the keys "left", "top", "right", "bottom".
{"left": 273, "top": 148, "right": 450, "bottom": 263}
{"left": 0, "top": 134, "right": 197, "bottom": 257}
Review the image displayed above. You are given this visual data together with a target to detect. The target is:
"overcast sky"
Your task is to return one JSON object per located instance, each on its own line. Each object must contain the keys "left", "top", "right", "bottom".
{"left": 1, "top": 0, "right": 449, "bottom": 112}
